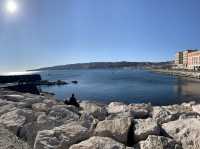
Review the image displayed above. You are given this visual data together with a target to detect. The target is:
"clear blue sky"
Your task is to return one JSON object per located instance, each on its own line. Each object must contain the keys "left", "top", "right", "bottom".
{"left": 0, "top": 0, "right": 200, "bottom": 72}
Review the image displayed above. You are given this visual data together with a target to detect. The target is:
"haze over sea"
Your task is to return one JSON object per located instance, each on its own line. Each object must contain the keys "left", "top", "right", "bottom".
{"left": 35, "top": 69, "right": 200, "bottom": 106}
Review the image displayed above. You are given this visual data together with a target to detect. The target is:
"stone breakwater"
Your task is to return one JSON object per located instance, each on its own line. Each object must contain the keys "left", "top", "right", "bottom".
{"left": 0, "top": 89, "right": 200, "bottom": 149}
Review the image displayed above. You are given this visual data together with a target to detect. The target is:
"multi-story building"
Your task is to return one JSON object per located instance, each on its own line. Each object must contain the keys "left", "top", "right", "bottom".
{"left": 175, "top": 52, "right": 183, "bottom": 65}
{"left": 175, "top": 49, "right": 200, "bottom": 70}
{"left": 187, "top": 51, "right": 200, "bottom": 70}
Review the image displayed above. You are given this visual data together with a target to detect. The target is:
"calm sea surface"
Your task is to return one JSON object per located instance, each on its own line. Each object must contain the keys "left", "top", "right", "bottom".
{"left": 37, "top": 69, "right": 200, "bottom": 106}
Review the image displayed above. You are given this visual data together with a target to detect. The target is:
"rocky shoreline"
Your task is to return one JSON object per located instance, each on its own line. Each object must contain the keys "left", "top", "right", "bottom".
{"left": 0, "top": 89, "right": 200, "bottom": 149}
{"left": 149, "top": 68, "right": 200, "bottom": 80}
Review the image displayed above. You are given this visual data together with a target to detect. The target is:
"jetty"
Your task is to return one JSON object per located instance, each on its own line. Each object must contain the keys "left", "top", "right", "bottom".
{"left": 0, "top": 74, "right": 42, "bottom": 84}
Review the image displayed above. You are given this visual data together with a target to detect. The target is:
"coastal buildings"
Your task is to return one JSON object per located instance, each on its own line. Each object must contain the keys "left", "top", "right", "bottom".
{"left": 175, "top": 49, "right": 200, "bottom": 70}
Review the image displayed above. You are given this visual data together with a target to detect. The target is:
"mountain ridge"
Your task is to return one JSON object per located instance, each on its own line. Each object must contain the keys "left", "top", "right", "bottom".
{"left": 30, "top": 61, "right": 173, "bottom": 71}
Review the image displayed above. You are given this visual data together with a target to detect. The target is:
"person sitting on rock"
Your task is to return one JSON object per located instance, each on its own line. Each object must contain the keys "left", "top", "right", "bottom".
{"left": 65, "top": 94, "right": 80, "bottom": 107}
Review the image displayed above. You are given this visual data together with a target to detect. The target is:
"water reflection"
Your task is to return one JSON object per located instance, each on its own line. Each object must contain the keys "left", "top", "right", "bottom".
{"left": 174, "top": 77, "right": 200, "bottom": 103}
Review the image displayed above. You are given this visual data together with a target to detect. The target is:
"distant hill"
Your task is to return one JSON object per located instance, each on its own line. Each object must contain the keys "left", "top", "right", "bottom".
{"left": 31, "top": 61, "right": 173, "bottom": 71}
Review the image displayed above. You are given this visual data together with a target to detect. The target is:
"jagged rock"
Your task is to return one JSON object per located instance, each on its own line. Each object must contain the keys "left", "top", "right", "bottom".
{"left": 48, "top": 106, "right": 80, "bottom": 122}
{"left": 20, "top": 106, "right": 80, "bottom": 147}
{"left": 0, "top": 98, "right": 14, "bottom": 106}
{"left": 0, "top": 109, "right": 26, "bottom": 134}
{"left": 152, "top": 106, "right": 174, "bottom": 124}
{"left": 181, "top": 101, "right": 196, "bottom": 107}
{"left": 79, "top": 111, "right": 99, "bottom": 131}
{"left": 135, "top": 135, "right": 182, "bottom": 149}
{"left": 0, "top": 124, "right": 31, "bottom": 149}
{"left": 107, "top": 102, "right": 129, "bottom": 114}
{"left": 152, "top": 104, "right": 193, "bottom": 124}
{"left": 94, "top": 117, "right": 133, "bottom": 144}
{"left": 4, "top": 94, "right": 25, "bottom": 102}
{"left": 34, "top": 122, "right": 90, "bottom": 149}
{"left": 162, "top": 118, "right": 200, "bottom": 149}
{"left": 0, "top": 104, "right": 16, "bottom": 116}
{"left": 106, "top": 102, "right": 132, "bottom": 120}
{"left": 178, "top": 112, "right": 200, "bottom": 120}
{"left": 19, "top": 112, "right": 56, "bottom": 146}
{"left": 128, "top": 103, "right": 151, "bottom": 119}
{"left": 192, "top": 104, "right": 200, "bottom": 114}
{"left": 106, "top": 111, "right": 133, "bottom": 120}
{"left": 22, "top": 97, "right": 44, "bottom": 108}
{"left": 163, "top": 104, "right": 192, "bottom": 113}
{"left": 51, "top": 104, "right": 79, "bottom": 114}
{"left": 32, "top": 103, "right": 49, "bottom": 112}
{"left": 80, "top": 101, "right": 107, "bottom": 120}
{"left": 107, "top": 102, "right": 151, "bottom": 119}
{"left": 134, "top": 118, "right": 160, "bottom": 142}
{"left": 43, "top": 99, "right": 57, "bottom": 107}
{"left": 69, "top": 136, "right": 126, "bottom": 149}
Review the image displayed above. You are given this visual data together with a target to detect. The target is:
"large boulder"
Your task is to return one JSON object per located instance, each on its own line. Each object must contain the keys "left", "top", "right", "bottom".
{"left": 107, "top": 102, "right": 151, "bottom": 119}
{"left": 4, "top": 94, "right": 25, "bottom": 102}
{"left": 106, "top": 111, "right": 133, "bottom": 120}
{"left": 18, "top": 112, "right": 53, "bottom": 146}
{"left": 33, "top": 122, "right": 90, "bottom": 149}
{"left": 128, "top": 103, "right": 151, "bottom": 119}
{"left": 69, "top": 136, "right": 126, "bottom": 149}
{"left": 107, "top": 102, "right": 129, "bottom": 114}
{"left": 0, "top": 109, "right": 34, "bottom": 135}
{"left": 32, "top": 103, "right": 49, "bottom": 112}
{"left": 51, "top": 104, "right": 79, "bottom": 114}
{"left": 162, "top": 118, "right": 200, "bottom": 149}
{"left": 0, "top": 104, "right": 16, "bottom": 116}
{"left": 43, "top": 99, "right": 57, "bottom": 107}
{"left": 48, "top": 106, "right": 80, "bottom": 123}
{"left": 192, "top": 104, "right": 200, "bottom": 114}
{"left": 0, "top": 124, "right": 31, "bottom": 149}
{"left": 79, "top": 111, "right": 99, "bottom": 131}
{"left": 94, "top": 117, "right": 133, "bottom": 144}
{"left": 134, "top": 118, "right": 160, "bottom": 142}
{"left": 135, "top": 135, "right": 182, "bottom": 149}
{"left": 0, "top": 98, "right": 15, "bottom": 106}
{"left": 80, "top": 101, "right": 107, "bottom": 120}
{"left": 152, "top": 104, "right": 193, "bottom": 124}
{"left": 19, "top": 106, "right": 80, "bottom": 147}
{"left": 181, "top": 101, "right": 196, "bottom": 107}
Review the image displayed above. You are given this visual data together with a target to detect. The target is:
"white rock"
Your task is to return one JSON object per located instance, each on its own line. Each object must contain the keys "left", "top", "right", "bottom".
{"left": 107, "top": 102, "right": 129, "bottom": 114}
{"left": 152, "top": 105, "right": 193, "bottom": 124}
{"left": 4, "top": 94, "right": 25, "bottom": 102}
{"left": 134, "top": 118, "right": 160, "bottom": 142}
{"left": 162, "top": 118, "right": 200, "bottom": 149}
{"left": 34, "top": 122, "right": 90, "bottom": 149}
{"left": 152, "top": 106, "right": 174, "bottom": 124}
{"left": 107, "top": 102, "right": 151, "bottom": 119}
{"left": 94, "top": 117, "right": 133, "bottom": 144}
{"left": 48, "top": 106, "right": 79, "bottom": 122}
{"left": 51, "top": 104, "right": 79, "bottom": 114}
{"left": 0, "top": 109, "right": 26, "bottom": 134}
{"left": 0, "top": 124, "right": 31, "bottom": 149}
{"left": 0, "top": 104, "right": 16, "bottom": 116}
{"left": 69, "top": 136, "right": 126, "bottom": 149}
{"left": 106, "top": 111, "right": 133, "bottom": 120}
{"left": 192, "top": 104, "right": 200, "bottom": 114}
{"left": 79, "top": 111, "right": 99, "bottom": 130}
{"left": 181, "top": 101, "right": 196, "bottom": 107}
{"left": 80, "top": 101, "right": 107, "bottom": 120}
{"left": 128, "top": 103, "right": 151, "bottom": 118}
{"left": 136, "top": 135, "right": 182, "bottom": 149}
{"left": 43, "top": 99, "right": 57, "bottom": 107}
{"left": 32, "top": 103, "right": 49, "bottom": 112}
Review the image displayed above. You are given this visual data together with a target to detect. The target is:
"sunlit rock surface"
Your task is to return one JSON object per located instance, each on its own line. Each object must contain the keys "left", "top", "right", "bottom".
{"left": 0, "top": 88, "right": 200, "bottom": 149}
